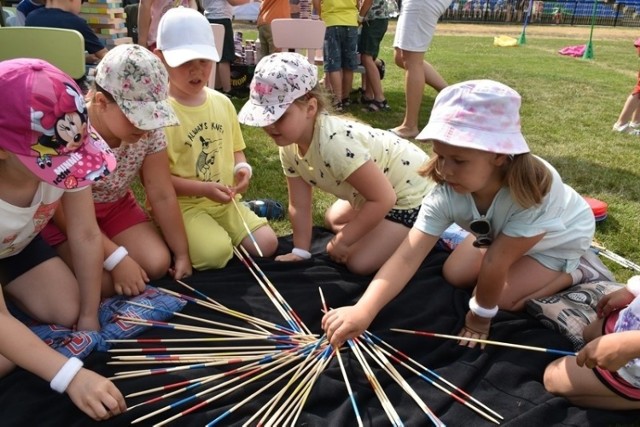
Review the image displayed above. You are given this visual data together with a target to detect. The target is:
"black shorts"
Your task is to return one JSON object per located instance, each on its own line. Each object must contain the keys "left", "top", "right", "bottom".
{"left": 207, "top": 18, "right": 236, "bottom": 63}
{"left": 385, "top": 206, "right": 420, "bottom": 228}
{"left": 358, "top": 19, "right": 389, "bottom": 58}
{"left": 0, "top": 235, "right": 57, "bottom": 286}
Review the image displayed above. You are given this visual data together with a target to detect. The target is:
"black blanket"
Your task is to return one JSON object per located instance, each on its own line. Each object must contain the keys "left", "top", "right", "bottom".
{"left": 1, "top": 228, "right": 639, "bottom": 426}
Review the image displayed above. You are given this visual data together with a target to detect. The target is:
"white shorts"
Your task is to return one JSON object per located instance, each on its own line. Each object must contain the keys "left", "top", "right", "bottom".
{"left": 393, "top": 0, "right": 453, "bottom": 52}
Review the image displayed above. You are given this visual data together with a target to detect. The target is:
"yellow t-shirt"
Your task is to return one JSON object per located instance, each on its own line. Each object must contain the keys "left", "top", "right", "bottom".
{"left": 164, "top": 88, "right": 246, "bottom": 205}
{"left": 321, "top": 0, "right": 358, "bottom": 26}
{"left": 280, "top": 113, "right": 433, "bottom": 210}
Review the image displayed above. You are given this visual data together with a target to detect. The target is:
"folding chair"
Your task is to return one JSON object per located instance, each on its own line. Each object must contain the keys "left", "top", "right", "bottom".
{"left": 271, "top": 18, "right": 325, "bottom": 65}
{"left": 0, "top": 26, "right": 85, "bottom": 79}
{"left": 208, "top": 23, "right": 225, "bottom": 89}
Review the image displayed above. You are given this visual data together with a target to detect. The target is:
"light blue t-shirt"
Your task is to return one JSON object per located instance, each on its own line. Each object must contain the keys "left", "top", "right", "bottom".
{"left": 413, "top": 157, "right": 595, "bottom": 271}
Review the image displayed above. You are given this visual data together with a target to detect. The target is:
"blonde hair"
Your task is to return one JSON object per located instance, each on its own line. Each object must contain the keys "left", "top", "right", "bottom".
{"left": 292, "top": 84, "right": 335, "bottom": 115}
{"left": 419, "top": 152, "right": 552, "bottom": 208}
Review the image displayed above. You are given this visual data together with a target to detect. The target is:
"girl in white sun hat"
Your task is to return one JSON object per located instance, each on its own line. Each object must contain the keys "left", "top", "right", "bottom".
{"left": 322, "top": 79, "right": 614, "bottom": 349}
{"left": 239, "top": 52, "right": 436, "bottom": 276}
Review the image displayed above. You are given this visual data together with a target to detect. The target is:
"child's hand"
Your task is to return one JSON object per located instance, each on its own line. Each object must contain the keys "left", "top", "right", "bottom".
{"left": 66, "top": 368, "right": 127, "bottom": 421}
{"left": 169, "top": 254, "right": 192, "bottom": 280}
{"left": 458, "top": 310, "right": 491, "bottom": 349}
{"left": 596, "top": 287, "right": 635, "bottom": 318}
{"left": 233, "top": 168, "right": 251, "bottom": 194}
{"left": 322, "top": 306, "right": 374, "bottom": 348}
{"left": 327, "top": 236, "right": 350, "bottom": 264}
{"left": 576, "top": 332, "right": 634, "bottom": 371}
{"left": 204, "top": 182, "right": 234, "bottom": 204}
{"left": 111, "top": 256, "right": 149, "bottom": 296}
{"left": 275, "top": 252, "right": 306, "bottom": 262}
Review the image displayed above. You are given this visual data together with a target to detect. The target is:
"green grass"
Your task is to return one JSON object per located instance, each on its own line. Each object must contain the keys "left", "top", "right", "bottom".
{"left": 151, "top": 25, "right": 640, "bottom": 282}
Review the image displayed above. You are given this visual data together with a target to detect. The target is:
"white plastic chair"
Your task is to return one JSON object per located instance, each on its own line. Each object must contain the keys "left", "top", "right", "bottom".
{"left": 271, "top": 18, "right": 326, "bottom": 65}
{"left": 208, "top": 23, "right": 225, "bottom": 89}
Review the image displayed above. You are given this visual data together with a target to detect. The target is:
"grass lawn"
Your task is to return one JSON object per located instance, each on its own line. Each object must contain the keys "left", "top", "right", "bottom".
{"left": 181, "top": 22, "right": 640, "bottom": 282}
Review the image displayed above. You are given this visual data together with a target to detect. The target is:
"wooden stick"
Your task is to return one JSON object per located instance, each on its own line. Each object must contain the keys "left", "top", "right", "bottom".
{"left": 365, "top": 331, "right": 503, "bottom": 421}
{"left": 238, "top": 246, "right": 312, "bottom": 335}
{"left": 391, "top": 328, "right": 578, "bottom": 357}
{"left": 355, "top": 338, "right": 445, "bottom": 427}
{"left": 591, "top": 243, "right": 640, "bottom": 272}
{"left": 231, "top": 197, "right": 263, "bottom": 257}
{"left": 319, "top": 287, "right": 364, "bottom": 427}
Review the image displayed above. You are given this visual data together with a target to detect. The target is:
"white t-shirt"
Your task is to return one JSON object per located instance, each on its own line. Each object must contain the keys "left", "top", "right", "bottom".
{"left": 414, "top": 157, "right": 595, "bottom": 264}
{"left": 0, "top": 182, "right": 66, "bottom": 259}
{"left": 203, "top": 0, "right": 233, "bottom": 20}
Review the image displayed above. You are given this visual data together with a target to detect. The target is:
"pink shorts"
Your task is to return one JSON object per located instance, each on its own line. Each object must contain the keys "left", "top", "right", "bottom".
{"left": 632, "top": 71, "right": 640, "bottom": 96}
{"left": 592, "top": 311, "right": 640, "bottom": 400}
{"left": 41, "top": 191, "right": 149, "bottom": 246}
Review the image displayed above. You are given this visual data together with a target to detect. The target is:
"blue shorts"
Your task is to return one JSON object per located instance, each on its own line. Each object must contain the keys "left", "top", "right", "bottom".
{"left": 323, "top": 26, "right": 359, "bottom": 73}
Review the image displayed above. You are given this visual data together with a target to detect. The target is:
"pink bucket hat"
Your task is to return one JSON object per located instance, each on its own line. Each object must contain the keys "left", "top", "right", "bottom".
{"left": 95, "top": 44, "right": 179, "bottom": 131}
{"left": 0, "top": 58, "right": 116, "bottom": 189}
{"left": 238, "top": 52, "right": 318, "bottom": 127}
{"left": 416, "top": 80, "right": 530, "bottom": 155}
{"left": 634, "top": 37, "right": 640, "bottom": 47}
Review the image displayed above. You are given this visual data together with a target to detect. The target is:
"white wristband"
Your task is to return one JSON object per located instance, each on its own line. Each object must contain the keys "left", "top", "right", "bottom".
{"left": 291, "top": 247, "right": 312, "bottom": 260}
{"left": 468, "top": 296, "right": 499, "bottom": 319}
{"left": 627, "top": 276, "right": 640, "bottom": 297}
{"left": 233, "top": 162, "right": 252, "bottom": 179}
{"left": 357, "top": 14, "right": 365, "bottom": 23}
{"left": 103, "top": 246, "right": 128, "bottom": 272}
{"left": 50, "top": 357, "right": 84, "bottom": 394}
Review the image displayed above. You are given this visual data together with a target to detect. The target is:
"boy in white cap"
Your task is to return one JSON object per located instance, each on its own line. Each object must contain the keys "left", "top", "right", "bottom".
{"left": 155, "top": 7, "right": 278, "bottom": 269}
{"left": 41, "top": 44, "right": 193, "bottom": 294}
{"left": 0, "top": 58, "right": 125, "bottom": 420}
{"left": 322, "top": 79, "right": 614, "bottom": 349}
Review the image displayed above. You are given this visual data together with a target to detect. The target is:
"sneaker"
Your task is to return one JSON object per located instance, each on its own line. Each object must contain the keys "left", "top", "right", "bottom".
{"left": 244, "top": 199, "right": 285, "bottom": 220}
{"left": 576, "top": 250, "right": 615, "bottom": 284}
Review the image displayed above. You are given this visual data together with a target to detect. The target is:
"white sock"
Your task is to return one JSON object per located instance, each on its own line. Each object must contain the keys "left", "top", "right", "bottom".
{"left": 570, "top": 269, "right": 583, "bottom": 285}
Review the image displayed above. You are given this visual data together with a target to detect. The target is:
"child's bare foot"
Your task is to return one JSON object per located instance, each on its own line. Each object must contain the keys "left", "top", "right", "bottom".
{"left": 387, "top": 126, "right": 419, "bottom": 139}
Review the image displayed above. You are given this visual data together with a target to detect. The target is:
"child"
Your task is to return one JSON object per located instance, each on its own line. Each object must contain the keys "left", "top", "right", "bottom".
{"left": 357, "top": 0, "right": 392, "bottom": 112}
{"left": 25, "top": 0, "right": 108, "bottom": 65}
{"left": 612, "top": 38, "right": 640, "bottom": 135}
{"left": 544, "top": 276, "right": 640, "bottom": 409}
{"left": 155, "top": 7, "right": 279, "bottom": 270}
{"left": 41, "top": 44, "right": 192, "bottom": 296}
{"left": 322, "top": 79, "right": 614, "bottom": 348}
{"left": 203, "top": 0, "right": 249, "bottom": 97}
{"left": 312, "top": 0, "right": 359, "bottom": 110}
{"left": 0, "top": 58, "right": 125, "bottom": 420}
{"left": 256, "top": 0, "right": 291, "bottom": 57}
{"left": 238, "top": 52, "right": 434, "bottom": 276}
{"left": 137, "top": 0, "right": 198, "bottom": 51}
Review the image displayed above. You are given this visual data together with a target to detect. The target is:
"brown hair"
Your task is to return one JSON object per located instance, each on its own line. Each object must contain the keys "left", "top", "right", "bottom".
{"left": 419, "top": 152, "right": 552, "bottom": 209}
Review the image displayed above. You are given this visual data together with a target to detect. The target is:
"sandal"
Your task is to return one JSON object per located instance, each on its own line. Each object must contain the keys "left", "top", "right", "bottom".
{"left": 244, "top": 199, "right": 285, "bottom": 220}
{"left": 366, "top": 99, "right": 390, "bottom": 112}
{"left": 376, "top": 58, "right": 386, "bottom": 80}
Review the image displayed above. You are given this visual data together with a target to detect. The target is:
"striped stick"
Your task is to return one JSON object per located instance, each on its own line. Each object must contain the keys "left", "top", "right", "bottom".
{"left": 365, "top": 331, "right": 503, "bottom": 421}
{"left": 391, "top": 328, "right": 578, "bottom": 357}
{"left": 591, "top": 243, "right": 640, "bottom": 272}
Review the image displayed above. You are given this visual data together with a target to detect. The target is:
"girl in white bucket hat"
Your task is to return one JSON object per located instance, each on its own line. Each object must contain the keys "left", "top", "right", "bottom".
{"left": 322, "top": 80, "right": 613, "bottom": 349}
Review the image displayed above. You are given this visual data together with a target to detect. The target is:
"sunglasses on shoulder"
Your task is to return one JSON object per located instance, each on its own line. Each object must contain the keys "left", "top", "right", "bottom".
{"left": 469, "top": 216, "right": 493, "bottom": 248}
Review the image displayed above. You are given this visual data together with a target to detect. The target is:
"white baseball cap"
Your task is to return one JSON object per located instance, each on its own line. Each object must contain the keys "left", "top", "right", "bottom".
{"left": 157, "top": 7, "right": 220, "bottom": 67}
{"left": 238, "top": 52, "right": 318, "bottom": 127}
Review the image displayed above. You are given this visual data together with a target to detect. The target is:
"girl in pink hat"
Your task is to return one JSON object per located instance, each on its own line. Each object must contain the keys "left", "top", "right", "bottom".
{"left": 611, "top": 38, "right": 640, "bottom": 135}
{"left": 323, "top": 80, "right": 613, "bottom": 349}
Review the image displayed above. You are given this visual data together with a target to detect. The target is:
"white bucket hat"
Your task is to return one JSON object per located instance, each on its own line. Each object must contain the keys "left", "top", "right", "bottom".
{"left": 416, "top": 80, "right": 530, "bottom": 155}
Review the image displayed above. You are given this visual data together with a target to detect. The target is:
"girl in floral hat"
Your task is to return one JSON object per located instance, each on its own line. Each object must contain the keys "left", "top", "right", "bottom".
{"left": 322, "top": 80, "right": 614, "bottom": 349}
{"left": 239, "top": 52, "right": 436, "bottom": 275}
{"left": 42, "top": 43, "right": 192, "bottom": 295}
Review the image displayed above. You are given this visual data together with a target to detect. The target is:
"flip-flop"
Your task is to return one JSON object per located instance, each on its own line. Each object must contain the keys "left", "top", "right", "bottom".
{"left": 387, "top": 128, "right": 419, "bottom": 139}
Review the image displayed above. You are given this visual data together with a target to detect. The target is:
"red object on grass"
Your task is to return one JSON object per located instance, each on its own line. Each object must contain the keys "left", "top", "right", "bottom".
{"left": 583, "top": 196, "right": 608, "bottom": 222}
